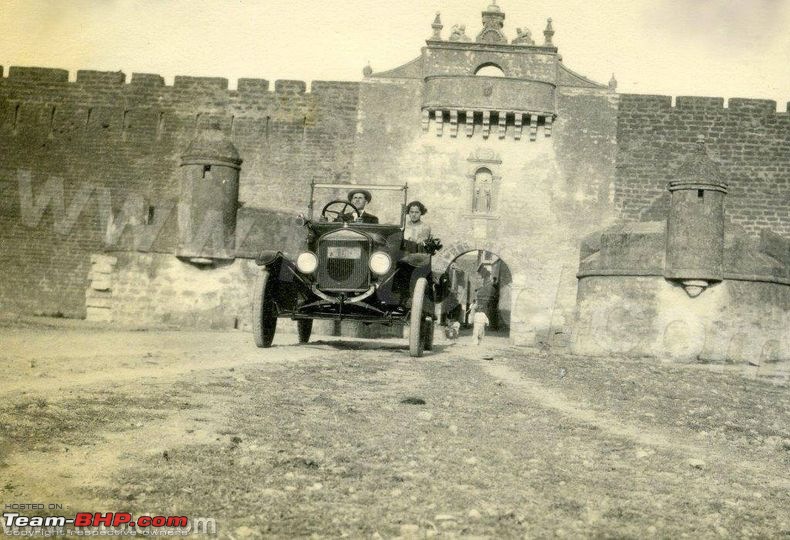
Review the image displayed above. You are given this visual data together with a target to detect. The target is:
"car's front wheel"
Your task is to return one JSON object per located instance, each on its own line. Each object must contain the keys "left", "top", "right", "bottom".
{"left": 409, "top": 277, "right": 428, "bottom": 357}
{"left": 253, "top": 269, "right": 277, "bottom": 348}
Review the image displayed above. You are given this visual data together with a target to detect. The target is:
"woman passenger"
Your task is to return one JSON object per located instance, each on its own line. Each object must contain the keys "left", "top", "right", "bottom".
{"left": 403, "top": 200, "right": 431, "bottom": 247}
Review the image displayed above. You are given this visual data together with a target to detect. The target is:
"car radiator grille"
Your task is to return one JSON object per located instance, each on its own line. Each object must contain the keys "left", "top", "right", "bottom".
{"left": 317, "top": 238, "right": 370, "bottom": 291}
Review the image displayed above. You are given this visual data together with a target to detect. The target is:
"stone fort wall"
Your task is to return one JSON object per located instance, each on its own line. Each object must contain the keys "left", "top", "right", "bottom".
{"left": 615, "top": 94, "right": 790, "bottom": 237}
{"left": 0, "top": 65, "right": 788, "bottom": 323}
{"left": 0, "top": 67, "right": 359, "bottom": 317}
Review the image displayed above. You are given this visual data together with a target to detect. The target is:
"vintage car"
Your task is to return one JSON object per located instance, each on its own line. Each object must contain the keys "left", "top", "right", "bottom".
{"left": 252, "top": 183, "right": 442, "bottom": 357}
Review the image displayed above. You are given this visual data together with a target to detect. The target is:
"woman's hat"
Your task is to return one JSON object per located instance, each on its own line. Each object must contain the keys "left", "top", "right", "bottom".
{"left": 347, "top": 189, "right": 372, "bottom": 203}
{"left": 406, "top": 200, "right": 427, "bottom": 215}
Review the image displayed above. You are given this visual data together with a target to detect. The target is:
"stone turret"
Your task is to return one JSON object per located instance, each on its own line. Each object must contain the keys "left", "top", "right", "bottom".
{"left": 177, "top": 124, "right": 242, "bottom": 264}
{"left": 664, "top": 136, "right": 727, "bottom": 297}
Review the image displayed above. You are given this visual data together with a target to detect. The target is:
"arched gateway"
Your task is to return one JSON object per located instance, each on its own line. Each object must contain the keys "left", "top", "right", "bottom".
{"left": 439, "top": 249, "right": 512, "bottom": 341}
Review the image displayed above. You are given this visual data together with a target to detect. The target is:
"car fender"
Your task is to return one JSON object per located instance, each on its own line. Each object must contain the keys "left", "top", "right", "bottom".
{"left": 255, "top": 250, "right": 282, "bottom": 267}
{"left": 253, "top": 251, "right": 314, "bottom": 312}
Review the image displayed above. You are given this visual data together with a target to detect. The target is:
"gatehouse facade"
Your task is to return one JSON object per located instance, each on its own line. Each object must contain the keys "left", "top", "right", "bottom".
{"left": 0, "top": 3, "right": 787, "bottom": 360}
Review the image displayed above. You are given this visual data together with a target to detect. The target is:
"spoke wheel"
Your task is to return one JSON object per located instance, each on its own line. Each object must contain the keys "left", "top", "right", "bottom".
{"left": 252, "top": 269, "right": 277, "bottom": 348}
{"left": 409, "top": 277, "right": 428, "bottom": 357}
{"left": 297, "top": 319, "right": 313, "bottom": 344}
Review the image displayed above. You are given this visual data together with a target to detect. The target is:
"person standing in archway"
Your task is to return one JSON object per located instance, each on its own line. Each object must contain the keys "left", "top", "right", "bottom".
{"left": 471, "top": 301, "right": 490, "bottom": 345}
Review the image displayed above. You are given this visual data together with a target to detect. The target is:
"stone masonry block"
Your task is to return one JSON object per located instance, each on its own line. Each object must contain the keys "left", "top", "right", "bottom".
{"left": 675, "top": 96, "right": 725, "bottom": 110}
{"left": 90, "top": 276, "right": 112, "bottom": 291}
{"left": 86, "top": 289, "right": 112, "bottom": 300}
{"left": 85, "top": 296, "right": 112, "bottom": 309}
{"left": 237, "top": 79, "right": 269, "bottom": 93}
{"left": 76, "top": 70, "right": 126, "bottom": 85}
{"left": 131, "top": 73, "right": 165, "bottom": 87}
{"left": 174, "top": 76, "right": 229, "bottom": 90}
{"left": 8, "top": 66, "right": 69, "bottom": 83}
{"left": 311, "top": 81, "right": 360, "bottom": 95}
{"left": 727, "top": 98, "right": 777, "bottom": 114}
{"left": 618, "top": 94, "right": 672, "bottom": 110}
{"left": 274, "top": 80, "right": 307, "bottom": 94}
{"left": 86, "top": 306, "right": 112, "bottom": 322}
{"left": 90, "top": 254, "right": 118, "bottom": 265}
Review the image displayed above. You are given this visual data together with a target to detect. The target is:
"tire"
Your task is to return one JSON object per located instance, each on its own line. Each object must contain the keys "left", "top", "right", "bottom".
{"left": 409, "top": 277, "right": 428, "bottom": 357}
{"left": 423, "top": 317, "right": 434, "bottom": 351}
{"left": 297, "top": 319, "right": 313, "bottom": 344}
{"left": 252, "top": 269, "right": 277, "bottom": 348}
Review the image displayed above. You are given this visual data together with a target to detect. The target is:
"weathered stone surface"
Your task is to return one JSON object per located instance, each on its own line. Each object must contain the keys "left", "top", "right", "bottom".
{"left": 85, "top": 306, "right": 112, "bottom": 322}
{"left": 0, "top": 3, "right": 785, "bottom": 346}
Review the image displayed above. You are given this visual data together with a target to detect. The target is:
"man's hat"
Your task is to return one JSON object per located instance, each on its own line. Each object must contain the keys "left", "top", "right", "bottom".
{"left": 347, "top": 188, "right": 372, "bottom": 203}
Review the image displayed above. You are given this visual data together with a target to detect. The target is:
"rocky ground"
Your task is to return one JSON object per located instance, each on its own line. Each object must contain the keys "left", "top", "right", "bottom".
{"left": 0, "top": 317, "right": 788, "bottom": 538}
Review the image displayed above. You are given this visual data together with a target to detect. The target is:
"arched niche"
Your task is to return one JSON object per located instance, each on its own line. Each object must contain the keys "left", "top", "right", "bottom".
{"left": 474, "top": 63, "right": 506, "bottom": 77}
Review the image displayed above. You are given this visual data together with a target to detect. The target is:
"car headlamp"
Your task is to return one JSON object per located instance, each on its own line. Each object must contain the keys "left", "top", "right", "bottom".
{"left": 296, "top": 252, "right": 318, "bottom": 274}
{"left": 369, "top": 251, "right": 392, "bottom": 275}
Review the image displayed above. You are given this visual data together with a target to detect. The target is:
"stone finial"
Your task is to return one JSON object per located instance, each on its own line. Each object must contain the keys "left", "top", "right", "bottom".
{"left": 431, "top": 12, "right": 443, "bottom": 40}
{"left": 608, "top": 73, "right": 618, "bottom": 92}
{"left": 448, "top": 24, "right": 471, "bottom": 42}
{"left": 363, "top": 62, "right": 373, "bottom": 77}
{"left": 543, "top": 18, "right": 555, "bottom": 46}
{"left": 512, "top": 27, "right": 535, "bottom": 45}
{"left": 477, "top": 1, "right": 507, "bottom": 43}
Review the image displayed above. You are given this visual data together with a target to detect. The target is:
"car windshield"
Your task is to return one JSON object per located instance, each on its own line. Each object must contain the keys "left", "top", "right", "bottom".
{"left": 311, "top": 184, "right": 405, "bottom": 226}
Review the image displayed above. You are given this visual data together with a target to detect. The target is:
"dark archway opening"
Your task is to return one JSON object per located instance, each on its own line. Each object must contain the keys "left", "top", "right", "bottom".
{"left": 441, "top": 249, "right": 511, "bottom": 341}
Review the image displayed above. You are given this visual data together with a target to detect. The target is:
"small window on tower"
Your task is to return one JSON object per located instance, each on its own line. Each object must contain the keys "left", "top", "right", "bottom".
{"left": 203, "top": 165, "right": 212, "bottom": 179}
{"left": 697, "top": 189, "right": 704, "bottom": 199}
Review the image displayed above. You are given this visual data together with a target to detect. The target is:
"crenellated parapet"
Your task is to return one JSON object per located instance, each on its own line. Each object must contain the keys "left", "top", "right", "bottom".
{"left": 619, "top": 93, "right": 785, "bottom": 115}
{"left": 0, "top": 67, "right": 361, "bottom": 142}
{"left": 8, "top": 66, "right": 69, "bottom": 83}
{"left": 76, "top": 70, "right": 126, "bottom": 86}
{"left": 615, "top": 93, "right": 790, "bottom": 239}
{"left": 0, "top": 66, "right": 356, "bottom": 98}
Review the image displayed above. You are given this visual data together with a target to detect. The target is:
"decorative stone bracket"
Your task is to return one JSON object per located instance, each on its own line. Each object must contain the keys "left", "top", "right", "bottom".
{"left": 422, "top": 108, "right": 553, "bottom": 140}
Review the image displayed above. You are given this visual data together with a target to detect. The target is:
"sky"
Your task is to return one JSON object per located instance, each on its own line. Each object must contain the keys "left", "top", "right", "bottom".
{"left": 0, "top": 0, "right": 788, "bottom": 107}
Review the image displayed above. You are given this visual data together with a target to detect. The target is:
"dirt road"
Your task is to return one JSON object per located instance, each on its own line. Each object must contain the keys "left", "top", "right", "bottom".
{"left": 1, "top": 320, "right": 788, "bottom": 538}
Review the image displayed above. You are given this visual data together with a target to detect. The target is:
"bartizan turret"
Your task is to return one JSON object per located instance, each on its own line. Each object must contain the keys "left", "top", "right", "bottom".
{"left": 664, "top": 135, "right": 727, "bottom": 297}
{"left": 177, "top": 123, "right": 242, "bottom": 264}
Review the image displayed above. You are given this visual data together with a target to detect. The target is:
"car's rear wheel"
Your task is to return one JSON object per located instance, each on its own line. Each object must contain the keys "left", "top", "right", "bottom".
{"left": 297, "top": 319, "right": 313, "bottom": 344}
{"left": 409, "top": 277, "right": 428, "bottom": 357}
{"left": 253, "top": 269, "right": 277, "bottom": 348}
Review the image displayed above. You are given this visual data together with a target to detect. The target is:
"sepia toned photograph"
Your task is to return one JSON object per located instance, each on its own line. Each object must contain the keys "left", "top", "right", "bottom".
{"left": 0, "top": 0, "right": 788, "bottom": 537}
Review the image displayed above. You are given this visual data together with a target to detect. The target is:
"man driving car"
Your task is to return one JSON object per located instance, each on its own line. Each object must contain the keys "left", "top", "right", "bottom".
{"left": 338, "top": 188, "right": 379, "bottom": 224}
